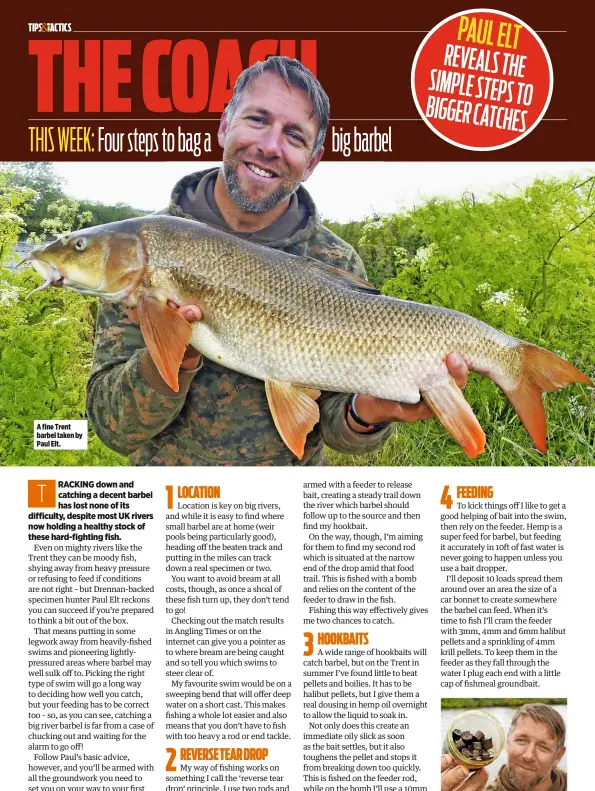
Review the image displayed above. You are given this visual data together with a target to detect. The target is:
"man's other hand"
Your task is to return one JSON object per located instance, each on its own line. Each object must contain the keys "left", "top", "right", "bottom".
{"left": 347, "top": 353, "right": 469, "bottom": 432}
{"left": 441, "top": 754, "right": 488, "bottom": 791}
{"left": 167, "top": 302, "right": 203, "bottom": 370}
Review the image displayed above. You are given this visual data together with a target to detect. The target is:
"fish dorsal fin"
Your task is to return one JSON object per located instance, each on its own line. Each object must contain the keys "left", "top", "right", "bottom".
{"left": 265, "top": 381, "right": 321, "bottom": 459}
{"left": 309, "top": 260, "right": 380, "bottom": 293}
{"left": 421, "top": 375, "right": 486, "bottom": 459}
{"left": 137, "top": 291, "right": 192, "bottom": 393}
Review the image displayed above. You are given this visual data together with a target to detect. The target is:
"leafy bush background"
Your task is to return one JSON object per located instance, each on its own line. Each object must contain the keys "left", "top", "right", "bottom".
{"left": 327, "top": 175, "right": 595, "bottom": 466}
{"left": 0, "top": 165, "right": 127, "bottom": 466}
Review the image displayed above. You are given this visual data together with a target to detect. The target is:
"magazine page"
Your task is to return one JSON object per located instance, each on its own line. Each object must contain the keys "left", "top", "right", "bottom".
{"left": 1, "top": 5, "right": 592, "bottom": 791}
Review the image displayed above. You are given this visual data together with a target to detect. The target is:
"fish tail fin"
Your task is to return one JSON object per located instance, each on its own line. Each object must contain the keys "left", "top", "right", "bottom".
{"left": 499, "top": 344, "right": 592, "bottom": 454}
{"left": 421, "top": 375, "right": 486, "bottom": 458}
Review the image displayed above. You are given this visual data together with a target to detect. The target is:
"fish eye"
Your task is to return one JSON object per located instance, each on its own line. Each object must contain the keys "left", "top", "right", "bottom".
{"left": 74, "top": 237, "right": 88, "bottom": 252}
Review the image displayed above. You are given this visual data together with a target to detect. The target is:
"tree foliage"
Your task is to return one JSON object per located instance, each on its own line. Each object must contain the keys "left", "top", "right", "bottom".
{"left": 0, "top": 170, "right": 37, "bottom": 265}
{"left": 1, "top": 162, "right": 147, "bottom": 240}
{"left": 28, "top": 198, "right": 93, "bottom": 245}
{"left": 323, "top": 219, "right": 366, "bottom": 253}
{"left": 332, "top": 213, "right": 423, "bottom": 288}
{"left": 78, "top": 199, "right": 147, "bottom": 226}
{"left": 2, "top": 162, "right": 66, "bottom": 238}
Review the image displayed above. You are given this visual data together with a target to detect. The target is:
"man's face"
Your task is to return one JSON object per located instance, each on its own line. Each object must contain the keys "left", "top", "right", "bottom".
{"left": 218, "top": 72, "right": 324, "bottom": 213}
{"left": 506, "top": 716, "right": 565, "bottom": 790}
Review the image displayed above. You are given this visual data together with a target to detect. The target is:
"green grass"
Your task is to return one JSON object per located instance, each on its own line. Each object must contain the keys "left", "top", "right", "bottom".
{"left": 326, "top": 376, "right": 595, "bottom": 467}
{"left": 15, "top": 437, "right": 128, "bottom": 467}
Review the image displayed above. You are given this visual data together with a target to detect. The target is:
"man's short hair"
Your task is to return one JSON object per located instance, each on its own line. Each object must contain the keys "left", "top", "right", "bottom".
{"left": 510, "top": 704, "right": 566, "bottom": 748}
{"left": 225, "top": 56, "right": 330, "bottom": 154}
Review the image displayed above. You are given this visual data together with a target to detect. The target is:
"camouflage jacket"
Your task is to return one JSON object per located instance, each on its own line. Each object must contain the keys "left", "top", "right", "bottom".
{"left": 86, "top": 167, "right": 393, "bottom": 465}
{"left": 486, "top": 767, "right": 567, "bottom": 791}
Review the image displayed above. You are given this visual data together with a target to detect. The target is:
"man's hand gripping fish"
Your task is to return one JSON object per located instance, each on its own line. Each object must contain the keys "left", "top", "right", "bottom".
{"left": 26, "top": 216, "right": 592, "bottom": 459}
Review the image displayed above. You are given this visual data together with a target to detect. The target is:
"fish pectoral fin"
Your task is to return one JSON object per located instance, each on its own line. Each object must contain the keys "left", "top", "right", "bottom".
{"left": 421, "top": 376, "right": 486, "bottom": 459}
{"left": 265, "top": 381, "right": 321, "bottom": 460}
{"left": 136, "top": 291, "right": 192, "bottom": 393}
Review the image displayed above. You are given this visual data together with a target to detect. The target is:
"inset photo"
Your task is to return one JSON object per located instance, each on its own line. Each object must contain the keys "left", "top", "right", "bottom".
{"left": 441, "top": 698, "right": 567, "bottom": 790}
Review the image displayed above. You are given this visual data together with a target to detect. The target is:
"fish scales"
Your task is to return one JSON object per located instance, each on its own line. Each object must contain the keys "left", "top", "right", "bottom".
{"left": 141, "top": 218, "right": 521, "bottom": 403}
{"left": 26, "top": 215, "right": 592, "bottom": 458}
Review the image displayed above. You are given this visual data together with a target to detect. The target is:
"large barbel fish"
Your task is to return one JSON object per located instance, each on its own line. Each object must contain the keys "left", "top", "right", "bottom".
{"left": 26, "top": 215, "right": 591, "bottom": 459}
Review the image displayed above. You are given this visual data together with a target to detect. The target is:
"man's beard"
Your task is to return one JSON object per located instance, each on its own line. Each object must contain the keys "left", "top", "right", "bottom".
{"left": 507, "top": 767, "right": 550, "bottom": 790}
{"left": 222, "top": 160, "right": 298, "bottom": 214}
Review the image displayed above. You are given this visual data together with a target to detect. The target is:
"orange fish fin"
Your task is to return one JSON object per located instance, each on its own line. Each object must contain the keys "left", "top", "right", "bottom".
{"left": 136, "top": 292, "right": 192, "bottom": 393}
{"left": 500, "top": 345, "right": 593, "bottom": 454}
{"left": 421, "top": 376, "right": 486, "bottom": 459}
{"left": 265, "top": 381, "right": 321, "bottom": 459}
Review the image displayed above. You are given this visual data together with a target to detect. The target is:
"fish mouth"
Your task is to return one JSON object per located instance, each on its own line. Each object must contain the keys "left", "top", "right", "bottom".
{"left": 26, "top": 257, "right": 100, "bottom": 297}
{"left": 27, "top": 258, "right": 65, "bottom": 296}
{"left": 25, "top": 255, "right": 140, "bottom": 302}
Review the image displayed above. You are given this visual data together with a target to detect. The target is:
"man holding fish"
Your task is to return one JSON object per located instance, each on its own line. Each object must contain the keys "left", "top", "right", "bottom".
{"left": 85, "top": 56, "right": 468, "bottom": 465}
